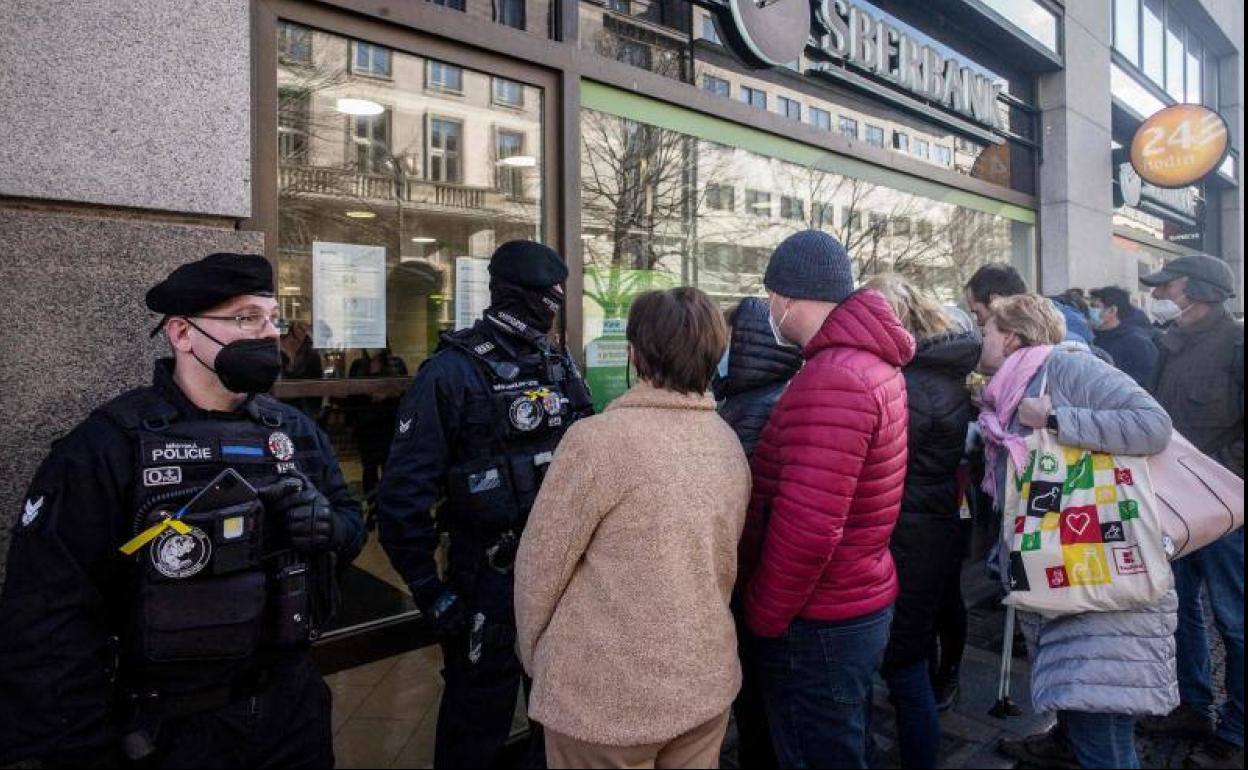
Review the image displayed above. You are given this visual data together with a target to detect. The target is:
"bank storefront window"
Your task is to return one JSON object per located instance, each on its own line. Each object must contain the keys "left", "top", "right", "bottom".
{"left": 579, "top": 0, "right": 1040, "bottom": 197}
{"left": 273, "top": 23, "right": 545, "bottom": 632}
{"left": 579, "top": 83, "right": 1035, "bottom": 409}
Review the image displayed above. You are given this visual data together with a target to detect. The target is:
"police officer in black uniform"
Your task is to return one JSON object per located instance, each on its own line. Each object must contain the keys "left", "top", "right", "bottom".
{"left": 0, "top": 253, "right": 364, "bottom": 768}
{"left": 377, "top": 240, "right": 593, "bottom": 769}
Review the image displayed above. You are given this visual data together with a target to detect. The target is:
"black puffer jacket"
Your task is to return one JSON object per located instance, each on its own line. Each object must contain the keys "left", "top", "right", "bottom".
{"left": 899, "top": 330, "right": 981, "bottom": 516}
{"left": 885, "top": 329, "right": 981, "bottom": 670}
{"left": 711, "top": 297, "right": 803, "bottom": 458}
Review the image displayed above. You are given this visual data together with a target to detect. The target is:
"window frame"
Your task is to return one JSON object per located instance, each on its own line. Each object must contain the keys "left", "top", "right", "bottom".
{"left": 865, "top": 124, "right": 886, "bottom": 148}
{"left": 495, "top": 0, "right": 526, "bottom": 30}
{"left": 492, "top": 76, "right": 526, "bottom": 108}
{"left": 277, "top": 86, "right": 312, "bottom": 163}
{"left": 426, "top": 59, "right": 465, "bottom": 94}
{"left": 745, "top": 188, "right": 772, "bottom": 217}
{"left": 810, "top": 107, "right": 831, "bottom": 132}
{"left": 780, "top": 195, "right": 804, "bottom": 221}
{"left": 705, "top": 182, "right": 735, "bottom": 212}
{"left": 351, "top": 40, "right": 393, "bottom": 79}
{"left": 495, "top": 127, "right": 528, "bottom": 196}
{"left": 700, "top": 12, "right": 720, "bottom": 43}
{"left": 427, "top": 114, "right": 465, "bottom": 183}
{"left": 702, "top": 74, "right": 730, "bottom": 98}
{"left": 350, "top": 108, "right": 391, "bottom": 174}
{"left": 278, "top": 21, "right": 314, "bottom": 64}
{"left": 778, "top": 96, "right": 802, "bottom": 122}
{"left": 740, "top": 86, "right": 767, "bottom": 111}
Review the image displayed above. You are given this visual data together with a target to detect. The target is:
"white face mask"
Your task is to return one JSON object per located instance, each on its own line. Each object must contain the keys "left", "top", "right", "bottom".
{"left": 768, "top": 296, "right": 797, "bottom": 348}
{"left": 716, "top": 345, "right": 730, "bottom": 379}
{"left": 1151, "top": 299, "right": 1182, "bottom": 323}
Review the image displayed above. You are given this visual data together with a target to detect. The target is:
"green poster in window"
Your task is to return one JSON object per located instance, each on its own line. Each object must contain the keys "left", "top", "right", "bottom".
{"left": 582, "top": 267, "right": 676, "bottom": 411}
{"left": 584, "top": 328, "right": 629, "bottom": 414}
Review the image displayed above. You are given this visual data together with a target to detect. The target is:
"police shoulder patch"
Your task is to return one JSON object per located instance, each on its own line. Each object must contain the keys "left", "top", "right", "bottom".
{"left": 20, "top": 494, "right": 47, "bottom": 528}
{"left": 267, "top": 431, "right": 296, "bottom": 462}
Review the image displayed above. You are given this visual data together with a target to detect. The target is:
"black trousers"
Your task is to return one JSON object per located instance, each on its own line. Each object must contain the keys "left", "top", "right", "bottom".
{"left": 151, "top": 655, "right": 334, "bottom": 769}
{"left": 434, "top": 570, "right": 543, "bottom": 770}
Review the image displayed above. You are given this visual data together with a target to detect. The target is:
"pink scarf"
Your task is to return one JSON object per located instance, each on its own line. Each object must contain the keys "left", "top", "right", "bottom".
{"left": 978, "top": 345, "right": 1055, "bottom": 499}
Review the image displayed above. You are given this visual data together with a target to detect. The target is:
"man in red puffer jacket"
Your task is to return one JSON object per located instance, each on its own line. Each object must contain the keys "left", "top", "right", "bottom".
{"left": 738, "top": 230, "right": 914, "bottom": 769}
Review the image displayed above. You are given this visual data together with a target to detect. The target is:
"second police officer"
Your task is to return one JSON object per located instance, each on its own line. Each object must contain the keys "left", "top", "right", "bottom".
{"left": 0, "top": 253, "right": 364, "bottom": 768}
{"left": 377, "top": 240, "right": 593, "bottom": 769}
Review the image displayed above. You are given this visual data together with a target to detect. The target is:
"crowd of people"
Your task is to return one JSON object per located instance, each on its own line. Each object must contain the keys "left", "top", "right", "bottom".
{"left": 509, "top": 235, "right": 1243, "bottom": 770}
{"left": 0, "top": 236, "right": 1241, "bottom": 770}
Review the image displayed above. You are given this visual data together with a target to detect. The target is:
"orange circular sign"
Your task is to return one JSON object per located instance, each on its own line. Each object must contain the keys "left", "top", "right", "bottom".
{"left": 1129, "top": 104, "right": 1229, "bottom": 189}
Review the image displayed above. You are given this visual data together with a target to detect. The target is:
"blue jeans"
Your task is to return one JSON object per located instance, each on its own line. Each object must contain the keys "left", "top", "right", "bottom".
{"left": 882, "top": 660, "right": 940, "bottom": 769}
{"left": 1060, "top": 711, "right": 1139, "bottom": 769}
{"left": 1173, "top": 529, "right": 1245, "bottom": 747}
{"left": 752, "top": 607, "right": 893, "bottom": 769}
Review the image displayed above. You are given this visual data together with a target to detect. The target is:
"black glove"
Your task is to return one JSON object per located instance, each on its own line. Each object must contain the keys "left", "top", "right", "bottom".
{"left": 258, "top": 473, "right": 336, "bottom": 553}
{"left": 411, "top": 577, "right": 467, "bottom": 639}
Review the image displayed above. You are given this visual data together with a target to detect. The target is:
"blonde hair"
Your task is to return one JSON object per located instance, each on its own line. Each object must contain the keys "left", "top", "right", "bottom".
{"left": 987, "top": 293, "right": 1066, "bottom": 347}
{"left": 863, "top": 273, "right": 953, "bottom": 340}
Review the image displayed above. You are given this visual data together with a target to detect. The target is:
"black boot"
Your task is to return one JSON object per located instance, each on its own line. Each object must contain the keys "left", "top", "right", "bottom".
{"left": 1184, "top": 737, "right": 1245, "bottom": 770}
{"left": 932, "top": 674, "right": 960, "bottom": 713}
{"left": 1138, "top": 704, "right": 1216, "bottom": 739}
{"left": 999, "top": 725, "right": 1079, "bottom": 769}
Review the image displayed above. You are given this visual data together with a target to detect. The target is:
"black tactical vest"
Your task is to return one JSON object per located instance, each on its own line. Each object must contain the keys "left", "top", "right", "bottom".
{"left": 99, "top": 387, "right": 327, "bottom": 696}
{"left": 439, "top": 326, "right": 592, "bottom": 562}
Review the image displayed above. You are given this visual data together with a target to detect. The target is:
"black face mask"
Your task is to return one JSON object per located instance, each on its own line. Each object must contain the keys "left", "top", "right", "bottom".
{"left": 187, "top": 321, "right": 283, "bottom": 394}
{"left": 489, "top": 281, "right": 562, "bottom": 334}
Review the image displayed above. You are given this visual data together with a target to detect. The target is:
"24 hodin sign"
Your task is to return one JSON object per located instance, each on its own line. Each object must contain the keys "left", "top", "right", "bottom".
{"left": 1129, "top": 104, "right": 1230, "bottom": 189}
{"left": 712, "top": 0, "right": 1005, "bottom": 131}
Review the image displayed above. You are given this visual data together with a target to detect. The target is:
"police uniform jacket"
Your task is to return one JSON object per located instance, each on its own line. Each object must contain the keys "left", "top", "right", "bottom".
{"left": 0, "top": 359, "right": 364, "bottom": 765}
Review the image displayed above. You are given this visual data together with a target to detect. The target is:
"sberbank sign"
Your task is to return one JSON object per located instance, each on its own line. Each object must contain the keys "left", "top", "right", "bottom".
{"left": 721, "top": 0, "right": 1005, "bottom": 131}
{"left": 809, "top": 0, "right": 1004, "bottom": 129}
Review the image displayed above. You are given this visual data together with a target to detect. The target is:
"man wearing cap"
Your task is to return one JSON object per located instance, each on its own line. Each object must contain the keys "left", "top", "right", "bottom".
{"left": 737, "top": 230, "right": 914, "bottom": 768}
{"left": 0, "top": 253, "right": 364, "bottom": 768}
{"left": 1139, "top": 254, "right": 1244, "bottom": 769}
{"left": 377, "top": 240, "right": 593, "bottom": 769}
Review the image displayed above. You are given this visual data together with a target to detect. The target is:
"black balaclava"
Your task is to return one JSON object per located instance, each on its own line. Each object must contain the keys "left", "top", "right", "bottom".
{"left": 488, "top": 279, "right": 562, "bottom": 335}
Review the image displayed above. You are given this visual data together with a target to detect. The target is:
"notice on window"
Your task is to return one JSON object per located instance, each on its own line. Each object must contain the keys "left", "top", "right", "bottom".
{"left": 584, "top": 319, "right": 630, "bottom": 413}
{"left": 455, "top": 257, "right": 491, "bottom": 330}
{"left": 312, "top": 242, "right": 387, "bottom": 349}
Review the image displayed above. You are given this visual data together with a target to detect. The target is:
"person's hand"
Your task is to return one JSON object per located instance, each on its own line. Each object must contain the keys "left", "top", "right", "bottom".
{"left": 1019, "top": 395, "right": 1054, "bottom": 430}
{"left": 258, "top": 474, "right": 336, "bottom": 553}
{"left": 413, "top": 583, "right": 467, "bottom": 639}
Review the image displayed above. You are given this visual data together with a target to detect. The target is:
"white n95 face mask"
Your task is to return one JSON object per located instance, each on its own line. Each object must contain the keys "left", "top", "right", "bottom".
{"left": 768, "top": 297, "right": 796, "bottom": 348}
{"left": 717, "top": 345, "right": 730, "bottom": 379}
{"left": 1151, "top": 299, "right": 1182, "bottom": 323}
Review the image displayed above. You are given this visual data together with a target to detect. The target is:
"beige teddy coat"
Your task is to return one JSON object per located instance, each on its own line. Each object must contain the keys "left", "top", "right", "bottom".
{"left": 514, "top": 381, "right": 751, "bottom": 746}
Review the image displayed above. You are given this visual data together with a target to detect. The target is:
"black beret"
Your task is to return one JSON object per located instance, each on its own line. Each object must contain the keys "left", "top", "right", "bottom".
{"left": 487, "top": 240, "right": 567, "bottom": 289}
{"left": 146, "top": 253, "right": 274, "bottom": 316}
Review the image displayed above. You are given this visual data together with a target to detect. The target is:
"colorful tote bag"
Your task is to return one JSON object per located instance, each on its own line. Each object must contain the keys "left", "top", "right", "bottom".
{"left": 1002, "top": 426, "right": 1174, "bottom": 618}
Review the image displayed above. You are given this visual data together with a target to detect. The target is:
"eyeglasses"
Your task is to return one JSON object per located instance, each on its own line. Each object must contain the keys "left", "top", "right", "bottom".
{"left": 193, "top": 312, "right": 287, "bottom": 333}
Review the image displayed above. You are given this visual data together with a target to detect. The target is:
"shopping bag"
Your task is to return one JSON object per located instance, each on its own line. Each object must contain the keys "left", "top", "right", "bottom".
{"left": 1001, "top": 426, "right": 1174, "bottom": 618}
{"left": 1148, "top": 430, "right": 1244, "bottom": 560}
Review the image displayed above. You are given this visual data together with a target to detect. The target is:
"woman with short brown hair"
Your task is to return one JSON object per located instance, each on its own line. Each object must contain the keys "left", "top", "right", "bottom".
{"left": 628, "top": 287, "right": 729, "bottom": 394}
{"left": 515, "top": 287, "right": 750, "bottom": 769}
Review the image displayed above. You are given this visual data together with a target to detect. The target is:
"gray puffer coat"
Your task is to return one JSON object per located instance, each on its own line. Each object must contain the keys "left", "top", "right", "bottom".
{"left": 991, "top": 344, "right": 1179, "bottom": 717}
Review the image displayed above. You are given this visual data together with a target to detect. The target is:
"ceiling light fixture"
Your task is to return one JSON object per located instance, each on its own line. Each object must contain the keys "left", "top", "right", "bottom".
{"left": 336, "top": 98, "right": 384, "bottom": 116}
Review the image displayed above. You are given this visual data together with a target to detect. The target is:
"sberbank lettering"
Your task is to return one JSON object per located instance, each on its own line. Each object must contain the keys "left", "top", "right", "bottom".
{"left": 808, "top": 0, "right": 1003, "bottom": 130}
